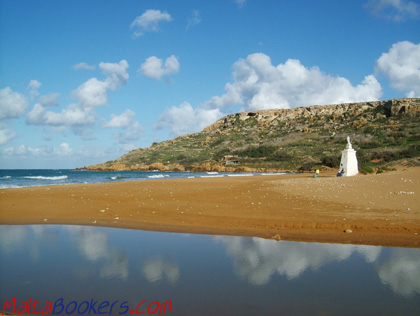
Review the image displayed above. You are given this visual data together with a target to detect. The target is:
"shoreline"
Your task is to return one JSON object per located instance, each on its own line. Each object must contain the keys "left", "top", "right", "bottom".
{"left": 1, "top": 168, "right": 419, "bottom": 248}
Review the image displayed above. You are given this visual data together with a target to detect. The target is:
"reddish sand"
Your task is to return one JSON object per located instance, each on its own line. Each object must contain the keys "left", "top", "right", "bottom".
{"left": 1, "top": 167, "right": 419, "bottom": 247}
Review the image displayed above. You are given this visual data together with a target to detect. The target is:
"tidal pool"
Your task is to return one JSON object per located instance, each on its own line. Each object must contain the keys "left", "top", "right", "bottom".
{"left": 0, "top": 225, "right": 419, "bottom": 315}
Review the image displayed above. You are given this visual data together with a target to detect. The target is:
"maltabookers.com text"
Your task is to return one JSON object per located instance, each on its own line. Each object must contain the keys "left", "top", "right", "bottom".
{"left": 2, "top": 297, "right": 172, "bottom": 315}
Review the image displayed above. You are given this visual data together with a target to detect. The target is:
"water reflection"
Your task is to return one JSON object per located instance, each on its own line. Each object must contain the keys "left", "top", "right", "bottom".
{"left": 1, "top": 225, "right": 419, "bottom": 315}
{"left": 65, "top": 226, "right": 129, "bottom": 280}
{"left": 377, "top": 248, "right": 420, "bottom": 297}
{"left": 215, "top": 236, "right": 381, "bottom": 284}
{"left": 142, "top": 257, "right": 180, "bottom": 284}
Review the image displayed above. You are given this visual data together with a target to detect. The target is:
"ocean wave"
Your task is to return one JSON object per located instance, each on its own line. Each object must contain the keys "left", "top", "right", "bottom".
{"left": 0, "top": 184, "right": 20, "bottom": 189}
{"left": 148, "top": 174, "right": 170, "bottom": 179}
{"left": 200, "top": 175, "right": 225, "bottom": 178}
{"left": 109, "top": 176, "right": 127, "bottom": 180}
{"left": 0, "top": 176, "right": 12, "bottom": 179}
{"left": 227, "top": 174, "right": 254, "bottom": 177}
{"left": 22, "top": 176, "right": 68, "bottom": 180}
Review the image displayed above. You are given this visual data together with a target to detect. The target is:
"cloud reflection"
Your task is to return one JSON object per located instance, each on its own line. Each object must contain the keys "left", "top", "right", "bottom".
{"left": 0, "top": 225, "right": 28, "bottom": 252}
{"left": 142, "top": 257, "right": 179, "bottom": 284}
{"left": 64, "top": 226, "right": 129, "bottom": 280}
{"left": 377, "top": 248, "right": 420, "bottom": 297}
{"left": 215, "top": 237, "right": 381, "bottom": 285}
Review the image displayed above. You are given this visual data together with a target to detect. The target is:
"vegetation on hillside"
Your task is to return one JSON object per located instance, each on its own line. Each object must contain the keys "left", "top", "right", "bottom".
{"left": 86, "top": 99, "right": 420, "bottom": 173}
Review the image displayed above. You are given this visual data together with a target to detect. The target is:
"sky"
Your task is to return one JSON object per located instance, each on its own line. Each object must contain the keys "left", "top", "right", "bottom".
{"left": 0, "top": 0, "right": 419, "bottom": 169}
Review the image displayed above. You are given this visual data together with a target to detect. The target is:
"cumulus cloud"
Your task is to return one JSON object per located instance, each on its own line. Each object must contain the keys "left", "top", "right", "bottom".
{"left": 0, "top": 124, "right": 16, "bottom": 145}
{"left": 130, "top": 9, "right": 172, "bottom": 38}
{"left": 72, "top": 78, "right": 109, "bottom": 108}
{"left": 376, "top": 41, "right": 420, "bottom": 97}
{"left": 139, "top": 55, "right": 180, "bottom": 80}
{"left": 156, "top": 53, "right": 382, "bottom": 135}
{"left": 365, "top": 0, "right": 420, "bottom": 21}
{"left": 102, "top": 109, "right": 136, "bottom": 128}
{"left": 28, "top": 80, "right": 41, "bottom": 100}
{"left": 186, "top": 9, "right": 201, "bottom": 30}
{"left": 101, "top": 109, "right": 144, "bottom": 150}
{"left": 3, "top": 142, "right": 74, "bottom": 157}
{"left": 0, "top": 87, "right": 29, "bottom": 120}
{"left": 217, "top": 53, "right": 382, "bottom": 110}
{"left": 38, "top": 93, "right": 60, "bottom": 107}
{"left": 27, "top": 103, "right": 97, "bottom": 127}
{"left": 73, "top": 62, "right": 95, "bottom": 71}
{"left": 155, "top": 102, "right": 223, "bottom": 135}
{"left": 72, "top": 60, "right": 129, "bottom": 107}
{"left": 27, "top": 60, "right": 129, "bottom": 136}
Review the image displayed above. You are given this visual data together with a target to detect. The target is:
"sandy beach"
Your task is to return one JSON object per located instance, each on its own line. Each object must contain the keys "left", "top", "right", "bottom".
{"left": 1, "top": 168, "right": 419, "bottom": 248}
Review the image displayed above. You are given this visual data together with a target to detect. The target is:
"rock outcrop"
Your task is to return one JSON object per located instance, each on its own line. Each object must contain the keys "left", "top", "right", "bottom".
{"left": 203, "top": 98, "right": 420, "bottom": 132}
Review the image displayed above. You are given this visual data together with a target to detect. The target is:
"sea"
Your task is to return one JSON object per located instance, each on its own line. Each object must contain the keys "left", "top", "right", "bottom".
{"left": 0, "top": 169, "right": 283, "bottom": 189}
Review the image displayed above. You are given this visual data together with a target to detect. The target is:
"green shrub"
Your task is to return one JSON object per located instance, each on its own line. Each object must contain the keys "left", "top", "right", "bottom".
{"left": 321, "top": 155, "right": 340, "bottom": 168}
{"left": 360, "top": 166, "right": 374, "bottom": 174}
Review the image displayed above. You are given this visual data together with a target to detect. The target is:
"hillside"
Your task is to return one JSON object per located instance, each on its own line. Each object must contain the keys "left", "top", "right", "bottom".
{"left": 83, "top": 98, "right": 420, "bottom": 173}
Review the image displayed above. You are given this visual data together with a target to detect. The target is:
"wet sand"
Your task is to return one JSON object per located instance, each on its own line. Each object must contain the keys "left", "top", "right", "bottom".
{"left": 1, "top": 168, "right": 419, "bottom": 247}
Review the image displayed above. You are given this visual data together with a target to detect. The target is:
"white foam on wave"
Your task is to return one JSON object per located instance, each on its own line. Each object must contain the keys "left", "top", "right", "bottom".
{"left": 0, "top": 184, "right": 20, "bottom": 189}
{"left": 23, "top": 176, "right": 68, "bottom": 180}
{"left": 0, "top": 176, "right": 12, "bottom": 179}
{"left": 227, "top": 173, "right": 254, "bottom": 177}
{"left": 206, "top": 172, "right": 219, "bottom": 175}
{"left": 148, "top": 174, "right": 170, "bottom": 179}
{"left": 200, "top": 175, "right": 225, "bottom": 178}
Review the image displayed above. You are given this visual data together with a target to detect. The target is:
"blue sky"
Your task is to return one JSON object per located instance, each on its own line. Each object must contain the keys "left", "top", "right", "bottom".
{"left": 1, "top": 0, "right": 419, "bottom": 169}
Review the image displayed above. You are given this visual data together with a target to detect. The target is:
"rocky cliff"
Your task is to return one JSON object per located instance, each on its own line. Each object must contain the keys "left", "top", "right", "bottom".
{"left": 82, "top": 98, "right": 420, "bottom": 173}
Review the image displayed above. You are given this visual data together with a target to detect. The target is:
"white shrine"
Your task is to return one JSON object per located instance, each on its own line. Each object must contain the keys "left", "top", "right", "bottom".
{"left": 339, "top": 136, "right": 358, "bottom": 177}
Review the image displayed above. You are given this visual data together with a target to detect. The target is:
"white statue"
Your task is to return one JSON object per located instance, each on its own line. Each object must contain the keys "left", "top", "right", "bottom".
{"left": 346, "top": 136, "right": 352, "bottom": 149}
{"left": 339, "top": 136, "right": 358, "bottom": 177}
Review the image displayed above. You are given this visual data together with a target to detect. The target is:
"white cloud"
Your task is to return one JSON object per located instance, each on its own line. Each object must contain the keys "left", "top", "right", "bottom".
{"left": 102, "top": 109, "right": 144, "bottom": 150}
{"left": 99, "top": 60, "right": 130, "bottom": 89}
{"left": 365, "top": 0, "right": 420, "bottom": 21}
{"left": 72, "top": 78, "right": 110, "bottom": 107}
{"left": 38, "top": 93, "right": 60, "bottom": 107}
{"left": 28, "top": 80, "right": 41, "bottom": 100}
{"left": 72, "top": 60, "right": 129, "bottom": 107}
{"left": 3, "top": 142, "right": 74, "bottom": 157}
{"left": 186, "top": 9, "right": 201, "bottom": 30}
{"left": 0, "top": 123, "right": 16, "bottom": 145}
{"left": 217, "top": 53, "right": 382, "bottom": 110}
{"left": 156, "top": 53, "right": 382, "bottom": 135}
{"left": 102, "top": 109, "right": 136, "bottom": 128}
{"left": 376, "top": 41, "right": 420, "bottom": 97}
{"left": 27, "top": 60, "right": 129, "bottom": 136}
{"left": 27, "top": 103, "right": 97, "bottom": 127}
{"left": 130, "top": 9, "right": 172, "bottom": 38}
{"left": 0, "top": 87, "right": 29, "bottom": 120}
{"left": 73, "top": 62, "right": 95, "bottom": 71}
{"left": 139, "top": 55, "right": 180, "bottom": 80}
{"left": 155, "top": 102, "right": 223, "bottom": 135}
{"left": 235, "top": 0, "right": 247, "bottom": 8}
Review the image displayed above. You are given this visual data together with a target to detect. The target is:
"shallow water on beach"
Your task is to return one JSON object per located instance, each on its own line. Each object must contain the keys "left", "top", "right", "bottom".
{"left": 0, "top": 225, "right": 419, "bottom": 315}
